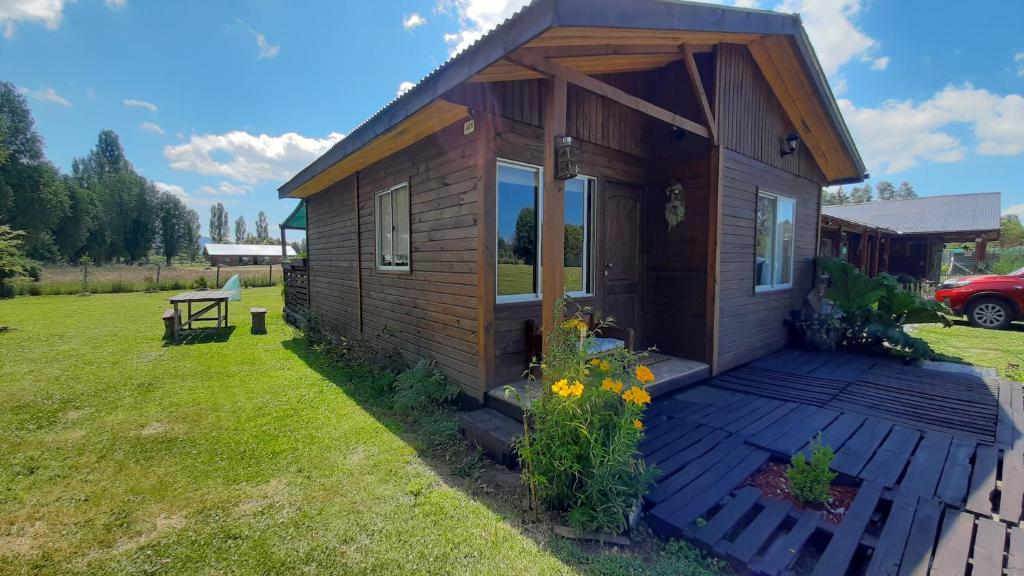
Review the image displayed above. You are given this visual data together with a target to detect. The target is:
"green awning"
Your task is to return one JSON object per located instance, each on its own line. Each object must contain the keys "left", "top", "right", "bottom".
{"left": 281, "top": 201, "right": 306, "bottom": 230}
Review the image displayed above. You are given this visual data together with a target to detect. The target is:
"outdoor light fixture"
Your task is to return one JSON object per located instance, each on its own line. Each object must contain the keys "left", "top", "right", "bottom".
{"left": 781, "top": 133, "right": 800, "bottom": 157}
{"left": 555, "top": 136, "right": 579, "bottom": 180}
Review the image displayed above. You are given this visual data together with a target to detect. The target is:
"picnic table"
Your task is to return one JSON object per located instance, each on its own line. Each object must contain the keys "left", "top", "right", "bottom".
{"left": 168, "top": 290, "right": 234, "bottom": 330}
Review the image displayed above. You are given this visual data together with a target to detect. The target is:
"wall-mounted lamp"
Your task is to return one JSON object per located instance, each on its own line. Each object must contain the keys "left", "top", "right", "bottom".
{"left": 781, "top": 133, "right": 800, "bottom": 157}
{"left": 555, "top": 136, "right": 579, "bottom": 180}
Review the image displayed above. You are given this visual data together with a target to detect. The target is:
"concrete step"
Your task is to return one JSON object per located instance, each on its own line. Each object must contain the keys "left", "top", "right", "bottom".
{"left": 457, "top": 408, "right": 522, "bottom": 469}
{"left": 486, "top": 380, "right": 541, "bottom": 423}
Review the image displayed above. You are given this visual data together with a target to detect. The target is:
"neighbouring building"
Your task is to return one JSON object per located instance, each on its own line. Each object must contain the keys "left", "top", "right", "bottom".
{"left": 277, "top": 0, "right": 868, "bottom": 403}
{"left": 203, "top": 243, "right": 297, "bottom": 266}
{"left": 820, "top": 193, "right": 1002, "bottom": 281}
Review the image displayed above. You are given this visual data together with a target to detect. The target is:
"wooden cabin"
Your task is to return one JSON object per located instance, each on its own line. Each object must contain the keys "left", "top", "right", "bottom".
{"left": 277, "top": 0, "right": 866, "bottom": 404}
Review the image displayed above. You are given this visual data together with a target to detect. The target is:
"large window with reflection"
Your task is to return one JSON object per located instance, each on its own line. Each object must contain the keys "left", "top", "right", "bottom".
{"left": 754, "top": 190, "right": 795, "bottom": 291}
{"left": 495, "top": 160, "right": 594, "bottom": 302}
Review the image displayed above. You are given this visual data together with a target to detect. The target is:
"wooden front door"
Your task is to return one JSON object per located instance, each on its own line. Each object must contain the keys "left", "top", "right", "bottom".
{"left": 601, "top": 180, "right": 644, "bottom": 341}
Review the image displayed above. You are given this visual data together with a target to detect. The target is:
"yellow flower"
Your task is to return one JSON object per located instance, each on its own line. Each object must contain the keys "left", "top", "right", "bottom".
{"left": 635, "top": 365, "right": 655, "bottom": 385}
{"left": 551, "top": 379, "right": 570, "bottom": 398}
{"left": 601, "top": 378, "right": 616, "bottom": 392}
{"left": 569, "top": 380, "right": 584, "bottom": 398}
{"left": 633, "top": 419, "right": 644, "bottom": 430}
{"left": 599, "top": 360, "right": 611, "bottom": 372}
{"left": 622, "top": 386, "right": 651, "bottom": 406}
{"left": 590, "top": 358, "right": 601, "bottom": 367}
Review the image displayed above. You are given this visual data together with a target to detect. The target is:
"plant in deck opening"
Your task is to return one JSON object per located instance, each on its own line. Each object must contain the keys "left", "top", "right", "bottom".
{"left": 786, "top": 434, "right": 837, "bottom": 504}
{"left": 512, "top": 302, "right": 658, "bottom": 535}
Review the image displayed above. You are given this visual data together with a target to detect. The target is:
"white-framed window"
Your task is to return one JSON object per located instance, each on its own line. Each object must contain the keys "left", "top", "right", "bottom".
{"left": 375, "top": 182, "right": 411, "bottom": 271}
{"left": 495, "top": 159, "right": 595, "bottom": 303}
{"left": 754, "top": 190, "right": 795, "bottom": 291}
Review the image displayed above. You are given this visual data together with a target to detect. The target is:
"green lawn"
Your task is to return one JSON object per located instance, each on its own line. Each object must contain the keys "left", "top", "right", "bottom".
{"left": 498, "top": 264, "right": 583, "bottom": 297}
{"left": 912, "top": 321, "right": 1024, "bottom": 380}
{"left": 0, "top": 289, "right": 726, "bottom": 576}
{"left": 0, "top": 288, "right": 580, "bottom": 575}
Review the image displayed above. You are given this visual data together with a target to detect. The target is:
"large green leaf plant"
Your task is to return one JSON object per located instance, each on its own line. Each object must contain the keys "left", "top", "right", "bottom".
{"left": 819, "top": 257, "right": 952, "bottom": 359}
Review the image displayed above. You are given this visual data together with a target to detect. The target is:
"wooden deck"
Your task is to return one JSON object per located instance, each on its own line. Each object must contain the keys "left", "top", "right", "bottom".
{"left": 642, "top": 350, "right": 1024, "bottom": 575}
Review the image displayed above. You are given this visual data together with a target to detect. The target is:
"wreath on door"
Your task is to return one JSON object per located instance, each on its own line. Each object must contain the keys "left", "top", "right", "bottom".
{"left": 664, "top": 180, "right": 686, "bottom": 231}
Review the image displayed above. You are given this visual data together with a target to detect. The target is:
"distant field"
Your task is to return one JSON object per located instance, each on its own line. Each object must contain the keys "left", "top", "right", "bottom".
{"left": 498, "top": 264, "right": 584, "bottom": 297}
{"left": 13, "top": 263, "right": 280, "bottom": 296}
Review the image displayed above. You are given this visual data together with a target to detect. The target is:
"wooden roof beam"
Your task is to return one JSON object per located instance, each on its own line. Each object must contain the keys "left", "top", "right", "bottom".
{"left": 682, "top": 45, "right": 717, "bottom": 144}
{"left": 509, "top": 48, "right": 709, "bottom": 139}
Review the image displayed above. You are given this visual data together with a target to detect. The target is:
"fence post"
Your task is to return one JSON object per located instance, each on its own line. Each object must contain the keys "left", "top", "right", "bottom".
{"left": 216, "top": 266, "right": 221, "bottom": 288}
{"left": 156, "top": 264, "right": 161, "bottom": 286}
{"left": 269, "top": 264, "right": 273, "bottom": 284}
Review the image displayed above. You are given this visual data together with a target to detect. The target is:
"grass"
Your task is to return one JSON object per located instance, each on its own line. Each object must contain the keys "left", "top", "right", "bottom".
{"left": 498, "top": 264, "right": 584, "bottom": 297}
{"left": 0, "top": 288, "right": 727, "bottom": 575}
{"left": 912, "top": 321, "right": 1024, "bottom": 381}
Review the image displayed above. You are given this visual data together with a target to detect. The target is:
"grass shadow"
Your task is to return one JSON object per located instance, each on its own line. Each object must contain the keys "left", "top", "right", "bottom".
{"left": 165, "top": 326, "right": 237, "bottom": 346}
{"left": 279, "top": 335, "right": 730, "bottom": 576}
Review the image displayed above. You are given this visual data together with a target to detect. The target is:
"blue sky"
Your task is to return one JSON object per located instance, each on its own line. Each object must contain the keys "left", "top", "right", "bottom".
{"left": 3, "top": 0, "right": 1024, "bottom": 236}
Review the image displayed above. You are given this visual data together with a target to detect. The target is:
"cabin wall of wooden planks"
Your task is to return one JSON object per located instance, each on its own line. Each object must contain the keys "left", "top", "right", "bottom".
{"left": 307, "top": 121, "right": 484, "bottom": 396}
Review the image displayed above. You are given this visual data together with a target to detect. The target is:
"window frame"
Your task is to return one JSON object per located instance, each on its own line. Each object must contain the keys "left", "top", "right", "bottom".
{"left": 754, "top": 189, "right": 796, "bottom": 293}
{"left": 496, "top": 159, "right": 544, "bottom": 304}
{"left": 565, "top": 174, "right": 596, "bottom": 299}
{"left": 375, "top": 181, "right": 411, "bottom": 273}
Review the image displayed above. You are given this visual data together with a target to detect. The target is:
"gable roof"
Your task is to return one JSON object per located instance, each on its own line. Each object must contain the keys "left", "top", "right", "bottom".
{"left": 821, "top": 193, "right": 1002, "bottom": 235}
{"left": 203, "top": 244, "right": 297, "bottom": 257}
{"left": 279, "top": 0, "right": 866, "bottom": 199}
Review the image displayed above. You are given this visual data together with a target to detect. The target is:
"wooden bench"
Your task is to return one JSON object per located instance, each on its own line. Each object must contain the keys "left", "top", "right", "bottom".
{"left": 250, "top": 307, "right": 267, "bottom": 335}
{"left": 525, "top": 313, "right": 635, "bottom": 378}
{"left": 162, "top": 308, "right": 180, "bottom": 340}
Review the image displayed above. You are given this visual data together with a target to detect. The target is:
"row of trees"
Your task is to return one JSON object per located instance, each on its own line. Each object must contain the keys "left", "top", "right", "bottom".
{"left": 207, "top": 203, "right": 275, "bottom": 245}
{"left": 0, "top": 82, "right": 200, "bottom": 265}
{"left": 823, "top": 181, "right": 918, "bottom": 206}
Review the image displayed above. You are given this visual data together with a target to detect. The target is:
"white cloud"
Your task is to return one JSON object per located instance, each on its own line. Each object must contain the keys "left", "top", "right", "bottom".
{"left": 396, "top": 81, "right": 415, "bottom": 97}
{"left": 0, "top": 0, "right": 67, "bottom": 38}
{"left": 839, "top": 83, "right": 1024, "bottom": 174}
{"left": 237, "top": 19, "right": 279, "bottom": 59}
{"left": 19, "top": 85, "right": 70, "bottom": 107}
{"left": 403, "top": 12, "right": 426, "bottom": 30}
{"left": 140, "top": 121, "right": 165, "bottom": 135}
{"left": 197, "top": 181, "right": 252, "bottom": 196}
{"left": 164, "top": 130, "right": 344, "bottom": 184}
{"left": 436, "top": 0, "right": 528, "bottom": 56}
{"left": 123, "top": 98, "right": 157, "bottom": 112}
{"left": 104, "top": 0, "right": 126, "bottom": 10}
{"left": 870, "top": 56, "right": 890, "bottom": 71}
{"left": 1005, "top": 204, "right": 1024, "bottom": 220}
{"left": 1016, "top": 52, "right": 1024, "bottom": 78}
{"left": 154, "top": 181, "right": 221, "bottom": 212}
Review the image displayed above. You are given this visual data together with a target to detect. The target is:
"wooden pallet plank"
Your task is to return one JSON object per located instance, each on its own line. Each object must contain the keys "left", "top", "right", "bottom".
{"left": 721, "top": 496, "right": 792, "bottom": 563}
{"left": 810, "top": 481, "right": 883, "bottom": 576}
{"left": 697, "top": 395, "right": 773, "bottom": 428}
{"left": 865, "top": 490, "right": 919, "bottom": 576}
{"left": 832, "top": 418, "right": 893, "bottom": 477}
{"left": 1001, "top": 451, "right": 1024, "bottom": 525}
{"left": 694, "top": 486, "right": 761, "bottom": 546}
{"left": 768, "top": 407, "right": 841, "bottom": 456}
{"left": 650, "top": 447, "right": 769, "bottom": 536}
{"left": 930, "top": 509, "right": 975, "bottom": 576}
{"left": 971, "top": 517, "right": 1007, "bottom": 576}
{"left": 1009, "top": 526, "right": 1024, "bottom": 576}
{"left": 737, "top": 401, "right": 800, "bottom": 437}
{"left": 999, "top": 378, "right": 1016, "bottom": 449}
{"left": 722, "top": 398, "right": 785, "bottom": 433}
{"left": 749, "top": 404, "right": 819, "bottom": 449}
{"left": 1012, "top": 381, "right": 1024, "bottom": 453}
{"left": 640, "top": 419, "right": 700, "bottom": 453}
{"left": 897, "top": 497, "right": 943, "bottom": 576}
{"left": 798, "top": 412, "right": 867, "bottom": 458}
{"left": 860, "top": 426, "right": 922, "bottom": 487}
{"left": 643, "top": 424, "right": 707, "bottom": 465}
{"left": 899, "top": 431, "right": 953, "bottom": 499}
{"left": 750, "top": 509, "right": 821, "bottom": 576}
{"left": 647, "top": 430, "right": 733, "bottom": 499}
{"left": 936, "top": 437, "right": 977, "bottom": 507}
{"left": 966, "top": 445, "right": 999, "bottom": 516}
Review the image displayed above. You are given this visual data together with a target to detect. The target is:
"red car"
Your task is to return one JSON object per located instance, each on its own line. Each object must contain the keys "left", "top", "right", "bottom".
{"left": 934, "top": 267, "right": 1024, "bottom": 329}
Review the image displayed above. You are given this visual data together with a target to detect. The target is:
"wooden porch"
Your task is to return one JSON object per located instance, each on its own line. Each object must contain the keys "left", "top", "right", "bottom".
{"left": 642, "top": 349, "right": 1024, "bottom": 575}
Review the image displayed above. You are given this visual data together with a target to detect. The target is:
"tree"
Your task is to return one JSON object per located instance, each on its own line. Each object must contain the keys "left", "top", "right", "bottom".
{"left": 155, "top": 192, "right": 188, "bottom": 265}
{"left": 290, "top": 238, "right": 307, "bottom": 257}
{"left": 255, "top": 210, "right": 270, "bottom": 241}
{"left": 896, "top": 181, "right": 917, "bottom": 200}
{"left": 53, "top": 176, "right": 97, "bottom": 262}
{"left": 850, "top": 184, "right": 873, "bottom": 204}
{"left": 1001, "top": 214, "right": 1024, "bottom": 248}
{"left": 512, "top": 207, "right": 537, "bottom": 265}
{"left": 0, "top": 82, "right": 44, "bottom": 167}
{"left": 234, "top": 215, "right": 247, "bottom": 244}
{"left": 876, "top": 181, "right": 896, "bottom": 201}
{"left": 822, "top": 187, "right": 851, "bottom": 206}
{"left": 209, "top": 203, "right": 229, "bottom": 243}
{"left": 184, "top": 209, "right": 202, "bottom": 262}
{"left": 564, "top": 224, "right": 583, "bottom": 266}
{"left": 0, "top": 225, "right": 27, "bottom": 294}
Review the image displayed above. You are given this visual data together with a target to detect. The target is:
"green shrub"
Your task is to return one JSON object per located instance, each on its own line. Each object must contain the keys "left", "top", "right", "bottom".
{"left": 820, "top": 257, "right": 952, "bottom": 359}
{"left": 192, "top": 276, "right": 208, "bottom": 290}
{"left": 515, "top": 305, "right": 658, "bottom": 535}
{"left": 787, "top": 435, "right": 837, "bottom": 504}
{"left": 392, "top": 359, "right": 460, "bottom": 416}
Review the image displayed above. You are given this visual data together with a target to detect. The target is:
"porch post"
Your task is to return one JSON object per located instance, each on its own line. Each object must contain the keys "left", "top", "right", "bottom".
{"left": 475, "top": 113, "right": 497, "bottom": 399}
{"left": 541, "top": 75, "right": 568, "bottom": 348}
{"left": 279, "top": 225, "right": 287, "bottom": 258}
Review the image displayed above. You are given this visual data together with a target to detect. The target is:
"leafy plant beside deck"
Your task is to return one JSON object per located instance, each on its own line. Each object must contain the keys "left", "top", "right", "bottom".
{"left": 819, "top": 257, "right": 952, "bottom": 359}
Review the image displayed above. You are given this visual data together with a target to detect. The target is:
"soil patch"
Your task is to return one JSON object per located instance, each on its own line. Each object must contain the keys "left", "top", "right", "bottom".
{"left": 746, "top": 461, "right": 856, "bottom": 524}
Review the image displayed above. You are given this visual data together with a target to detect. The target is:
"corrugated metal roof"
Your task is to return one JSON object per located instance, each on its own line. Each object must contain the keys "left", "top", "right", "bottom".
{"left": 203, "top": 244, "right": 297, "bottom": 257}
{"left": 821, "top": 193, "right": 1002, "bottom": 235}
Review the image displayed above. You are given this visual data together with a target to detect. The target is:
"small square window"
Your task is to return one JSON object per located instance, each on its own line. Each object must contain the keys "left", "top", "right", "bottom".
{"left": 376, "top": 183, "right": 410, "bottom": 271}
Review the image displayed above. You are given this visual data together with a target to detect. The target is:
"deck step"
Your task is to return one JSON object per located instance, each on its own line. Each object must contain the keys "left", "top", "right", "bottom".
{"left": 457, "top": 408, "right": 522, "bottom": 468}
{"left": 486, "top": 381, "right": 540, "bottom": 422}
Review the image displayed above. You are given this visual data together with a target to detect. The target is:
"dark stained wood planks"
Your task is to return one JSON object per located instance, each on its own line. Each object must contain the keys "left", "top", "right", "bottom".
{"left": 1002, "top": 450, "right": 1024, "bottom": 525}
{"left": 930, "top": 509, "right": 974, "bottom": 576}
{"left": 898, "top": 497, "right": 943, "bottom": 576}
{"left": 966, "top": 445, "right": 999, "bottom": 516}
{"left": 936, "top": 437, "right": 977, "bottom": 507}
{"left": 971, "top": 517, "right": 1007, "bottom": 576}
{"left": 750, "top": 509, "right": 820, "bottom": 576}
{"left": 810, "top": 481, "right": 883, "bottom": 576}
{"left": 899, "top": 431, "right": 953, "bottom": 499}
{"left": 832, "top": 418, "right": 893, "bottom": 477}
{"left": 866, "top": 491, "right": 918, "bottom": 576}
{"left": 859, "top": 426, "right": 921, "bottom": 487}
{"left": 721, "top": 496, "right": 792, "bottom": 564}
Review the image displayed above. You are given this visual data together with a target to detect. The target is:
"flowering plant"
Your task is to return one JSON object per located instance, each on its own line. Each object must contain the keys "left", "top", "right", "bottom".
{"left": 512, "top": 304, "right": 658, "bottom": 535}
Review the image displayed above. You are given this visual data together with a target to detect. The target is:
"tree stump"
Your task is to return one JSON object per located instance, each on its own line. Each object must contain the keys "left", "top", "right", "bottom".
{"left": 250, "top": 307, "right": 267, "bottom": 335}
